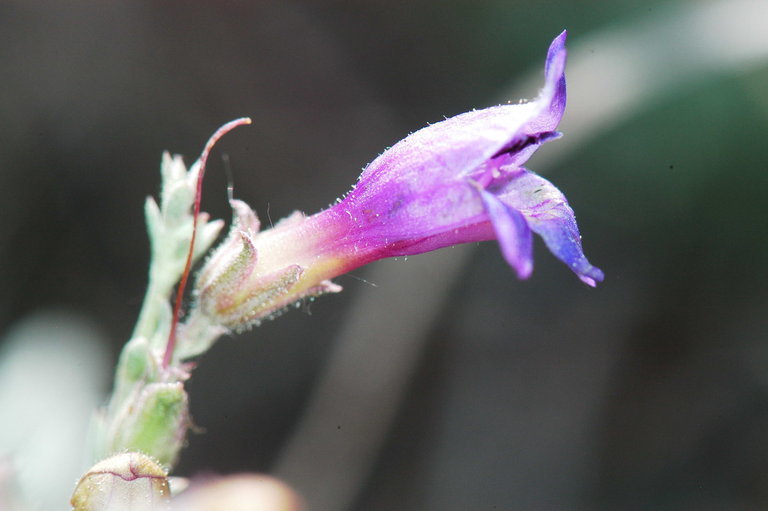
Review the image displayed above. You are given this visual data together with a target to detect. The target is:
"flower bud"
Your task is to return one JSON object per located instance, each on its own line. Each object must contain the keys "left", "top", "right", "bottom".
{"left": 71, "top": 452, "right": 170, "bottom": 511}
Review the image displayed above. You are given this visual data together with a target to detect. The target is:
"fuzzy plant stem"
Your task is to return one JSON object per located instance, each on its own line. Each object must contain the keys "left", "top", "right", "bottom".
{"left": 88, "top": 119, "right": 250, "bottom": 470}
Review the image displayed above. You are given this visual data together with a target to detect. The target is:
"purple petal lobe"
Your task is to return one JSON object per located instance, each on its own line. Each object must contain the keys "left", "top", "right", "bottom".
{"left": 476, "top": 186, "right": 533, "bottom": 279}
{"left": 526, "top": 30, "right": 567, "bottom": 134}
{"left": 545, "top": 30, "right": 568, "bottom": 86}
{"left": 494, "top": 169, "right": 604, "bottom": 285}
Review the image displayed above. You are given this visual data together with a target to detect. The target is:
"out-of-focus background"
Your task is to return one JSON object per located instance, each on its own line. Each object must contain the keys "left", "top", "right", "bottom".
{"left": 1, "top": 1, "right": 767, "bottom": 510}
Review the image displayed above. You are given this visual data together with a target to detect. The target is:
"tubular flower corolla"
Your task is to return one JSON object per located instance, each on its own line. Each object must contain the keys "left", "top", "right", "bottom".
{"left": 195, "top": 30, "right": 603, "bottom": 330}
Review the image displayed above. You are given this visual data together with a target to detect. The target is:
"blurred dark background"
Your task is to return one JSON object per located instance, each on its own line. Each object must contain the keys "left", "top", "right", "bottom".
{"left": 2, "top": 2, "right": 768, "bottom": 510}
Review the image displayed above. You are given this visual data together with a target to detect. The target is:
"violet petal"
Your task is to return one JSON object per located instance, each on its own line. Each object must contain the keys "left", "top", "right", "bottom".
{"left": 494, "top": 169, "right": 604, "bottom": 285}
{"left": 476, "top": 186, "right": 534, "bottom": 279}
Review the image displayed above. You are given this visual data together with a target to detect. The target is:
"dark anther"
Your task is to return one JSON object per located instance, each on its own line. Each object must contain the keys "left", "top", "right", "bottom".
{"left": 492, "top": 131, "right": 559, "bottom": 159}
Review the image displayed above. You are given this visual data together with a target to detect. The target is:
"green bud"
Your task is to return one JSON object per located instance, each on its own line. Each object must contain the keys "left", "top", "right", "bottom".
{"left": 111, "top": 382, "right": 189, "bottom": 469}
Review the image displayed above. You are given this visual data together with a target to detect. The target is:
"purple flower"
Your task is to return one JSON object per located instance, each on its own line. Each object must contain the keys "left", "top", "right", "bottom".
{"left": 195, "top": 31, "right": 603, "bottom": 329}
